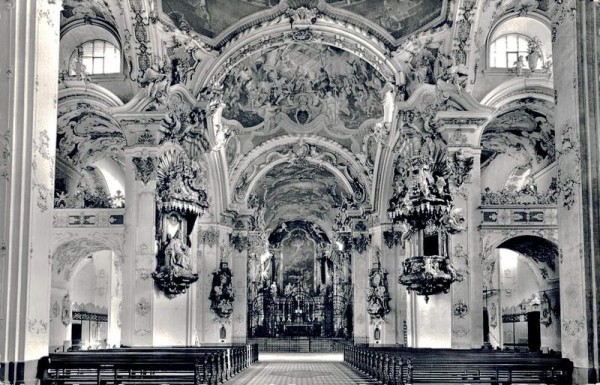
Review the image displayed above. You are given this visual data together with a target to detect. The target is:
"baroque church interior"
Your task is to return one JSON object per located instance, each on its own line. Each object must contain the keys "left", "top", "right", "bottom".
{"left": 1, "top": 0, "right": 600, "bottom": 384}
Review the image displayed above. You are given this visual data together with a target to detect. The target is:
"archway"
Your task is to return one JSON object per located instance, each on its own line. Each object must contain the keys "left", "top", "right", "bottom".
{"left": 483, "top": 236, "right": 560, "bottom": 352}
{"left": 49, "top": 239, "right": 122, "bottom": 352}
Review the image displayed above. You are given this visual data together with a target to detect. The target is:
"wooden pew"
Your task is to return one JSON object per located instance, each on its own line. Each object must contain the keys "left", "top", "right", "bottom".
{"left": 343, "top": 345, "right": 573, "bottom": 385}
{"left": 38, "top": 345, "right": 258, "bottom": 385}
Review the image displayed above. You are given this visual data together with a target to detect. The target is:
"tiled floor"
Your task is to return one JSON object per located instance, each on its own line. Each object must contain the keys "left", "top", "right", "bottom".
{"left": 224, "top": 354, "right": 377, "bottom": 385}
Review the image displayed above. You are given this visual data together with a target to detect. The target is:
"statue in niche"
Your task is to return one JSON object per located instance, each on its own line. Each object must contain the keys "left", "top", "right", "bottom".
{"left": 165, "top": 230, "right": 194, "bottom": 276}
{"left": 152, "top": 217, "right": 199, "bottom": 298}
{"left": 209, "top": 261, "right": 235, "bottom": 318}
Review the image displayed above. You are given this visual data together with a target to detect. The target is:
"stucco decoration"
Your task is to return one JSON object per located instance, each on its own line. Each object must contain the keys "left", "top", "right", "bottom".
{"left": 27, "top": 319, "right": 49, "bottom": 334}
{"left": 453, "top": 299, "right": 468, "bottom": 318}
{"left": 132, "top": 156, "right": 156, "bottom": 184}
{"left": 0, "top": 129, "right": 10, "bottom": 181}
{"left": 448, "top": 150, "right": 473, "bottom": 187}
{"left": 135, "top": 298, "right": 151, "bottom": 317}
{"left": 52, "top": 237, "right": 114, "bottom": 280}
{"left": 61, "top": 293, "right": 72, "bottom": 326}
{"left": 158, "top": 93, "right": 210, "bottom": 159}
{"left": 156, "top": 150, "right": 209, "bottom": 215}
{"left": 129, "top": 0, "right": 152, "bottom": 73}
{"left": 480, "top": 109, "right": 555, "bottom": 169}
{"left": 481, "top": 180, "right": 558, "bottom": 206}
{"left": 56, "top": 106, "right": 125, "bottom": 169}
{"left": 220, "top": 43, "right": 385, "bottom": 148}
{"left": 60, "top": 0, "right": 116, "bottom": 24}
{"left": 161, "top": 0, "right": 447, "bottom": 42}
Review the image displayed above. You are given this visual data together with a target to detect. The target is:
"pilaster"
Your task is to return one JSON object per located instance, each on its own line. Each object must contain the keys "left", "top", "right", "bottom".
{"left": 0, "top": 0, "right": 61, "bottom": 383}
{"left": 121, "top": 145, "right": 158, "bottom": 346}
{"left": 551, "top": 1, "right": 600, "bottom": 382}
{"left": 439, "top": 117, "right": 485, "bottom": 349}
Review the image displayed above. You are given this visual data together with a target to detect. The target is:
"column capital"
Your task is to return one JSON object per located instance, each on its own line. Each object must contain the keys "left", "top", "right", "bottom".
{"left": 436, "top": 111, "right": 491, "bottom": 148}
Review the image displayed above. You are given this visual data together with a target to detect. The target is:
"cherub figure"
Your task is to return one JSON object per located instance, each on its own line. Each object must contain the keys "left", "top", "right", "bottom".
{"left": 513, "top": 55, "right": 525, "bottom": 77}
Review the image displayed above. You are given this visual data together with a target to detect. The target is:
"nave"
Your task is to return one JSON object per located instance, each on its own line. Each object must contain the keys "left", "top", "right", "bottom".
{"left": 223, "top": 354, "right": 376, "bottom": 385}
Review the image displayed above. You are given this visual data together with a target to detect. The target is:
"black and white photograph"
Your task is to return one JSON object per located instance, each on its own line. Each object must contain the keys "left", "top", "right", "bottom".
{"left": 0, "top": 0, "right": 598, "bottom": 384}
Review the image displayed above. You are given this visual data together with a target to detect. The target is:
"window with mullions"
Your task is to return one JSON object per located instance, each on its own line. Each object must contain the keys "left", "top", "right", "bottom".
{"left": 69, "top": 40, "right": 121, "bottom": 75}
{"left": 489, "top": 34, "right": 541, "bottom": 70}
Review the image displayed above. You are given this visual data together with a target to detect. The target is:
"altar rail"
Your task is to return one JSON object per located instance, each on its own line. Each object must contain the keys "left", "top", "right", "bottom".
{"left": 247, "top": 337, "right": 349, "bottom": 352}
{"left": 37, "top": 345, "right": 258, "bottom": 385}
{"left": 343, "top": 345, "right": 573, "bottom": 384}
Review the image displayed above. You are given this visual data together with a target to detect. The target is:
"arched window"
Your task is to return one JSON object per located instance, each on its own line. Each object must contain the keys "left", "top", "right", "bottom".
{"left": 486, "top": 16, "right": 551, "bottom": 71}
{"left": 489, "top": 34, "right": 541, "bottom": 69}
{"left": 69, "top": 40, "right": 121, "bottom": 75}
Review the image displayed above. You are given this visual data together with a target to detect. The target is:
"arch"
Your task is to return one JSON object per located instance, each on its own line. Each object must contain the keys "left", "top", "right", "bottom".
{"left": 191, "top": 17, "right": 401, "bottom": 97}
{"left": 52, "top": 236, "right": 123, "bottom": 282}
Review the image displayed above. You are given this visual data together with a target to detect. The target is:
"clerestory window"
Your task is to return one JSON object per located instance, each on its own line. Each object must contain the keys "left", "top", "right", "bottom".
{"left": 69, "top": 40, "right": 121, "bottom": 75}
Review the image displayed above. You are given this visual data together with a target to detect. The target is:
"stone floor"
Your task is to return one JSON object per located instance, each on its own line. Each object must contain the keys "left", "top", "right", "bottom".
{"left": 224, "top": 353, "right": 377, "bottom": 385}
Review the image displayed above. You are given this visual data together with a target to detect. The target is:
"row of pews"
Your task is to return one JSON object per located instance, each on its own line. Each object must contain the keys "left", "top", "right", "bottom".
{"left": 37, "top": 344, "right": 258, "bottom": 385}
{"left": 343, "top": 345, "right": 573, "bottom": 384}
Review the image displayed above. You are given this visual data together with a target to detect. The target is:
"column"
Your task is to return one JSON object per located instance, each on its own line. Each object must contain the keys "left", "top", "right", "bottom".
{"left": 551, "top": 1, "right": 600, "bottom": 382}
{"left": 0, "top": 0, "right": 62, "bottom": 383}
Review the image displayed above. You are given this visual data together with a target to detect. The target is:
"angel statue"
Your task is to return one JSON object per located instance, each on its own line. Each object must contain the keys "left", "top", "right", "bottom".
{"left": 138, "top": 57, "right": 171, "bottom": 101}
{"left": 440, "top": 207, "right": 466, "bottom": 234}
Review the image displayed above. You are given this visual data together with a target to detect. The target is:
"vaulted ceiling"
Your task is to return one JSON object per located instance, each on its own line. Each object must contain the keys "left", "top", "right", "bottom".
{"left": 251, "top": 161, "right": 346, "bottom": 233}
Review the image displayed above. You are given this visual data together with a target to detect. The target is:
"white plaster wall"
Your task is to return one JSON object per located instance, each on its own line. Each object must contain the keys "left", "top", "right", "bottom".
{"left": 413, "top": 293, "right": 452, "bottom": 348}
{"left": 153, "top": 293, "right": 189, "bottom": 346}
{"left": 71, "top": 259, "right": 96, "bottom": 305}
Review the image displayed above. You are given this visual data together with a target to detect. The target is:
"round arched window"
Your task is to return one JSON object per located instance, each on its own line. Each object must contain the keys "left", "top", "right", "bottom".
{"left": 69, "top": 40, "right": 121, "bottom": 75}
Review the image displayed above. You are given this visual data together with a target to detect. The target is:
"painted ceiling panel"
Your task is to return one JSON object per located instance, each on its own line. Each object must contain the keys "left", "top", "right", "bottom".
{"left": 221, "top": 43, "right": 384, "bottom": 153}
{"left": 161, "top": 0, "right": 446, "bottom": 40}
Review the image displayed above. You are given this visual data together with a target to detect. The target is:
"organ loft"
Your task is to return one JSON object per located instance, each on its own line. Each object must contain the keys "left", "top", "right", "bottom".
{"left": 1, "top": 0, "right": 600, "bottom": 384}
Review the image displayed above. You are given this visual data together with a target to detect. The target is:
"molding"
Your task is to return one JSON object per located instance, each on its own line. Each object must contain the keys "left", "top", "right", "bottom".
{"left": 480, "top": 77, "right": 554, "bottom": 107}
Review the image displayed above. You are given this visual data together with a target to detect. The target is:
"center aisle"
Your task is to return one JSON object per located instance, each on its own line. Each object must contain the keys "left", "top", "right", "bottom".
{"left": 223, "top": 353, "right": 378, "bottom": 385}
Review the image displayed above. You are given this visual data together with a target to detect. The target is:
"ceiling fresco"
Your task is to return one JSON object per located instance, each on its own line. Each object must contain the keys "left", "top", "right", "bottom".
{"left": 221, "top": 43, "right": 385, "bottom": 151}
{"left": 252, "top": 162, "right": 345, "bottom": 230}
{"left": 161, "top": 0, "right": 446, "bottom": 40}
{"left": 480, "top": 108, "right": 555, "bottom": 170}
